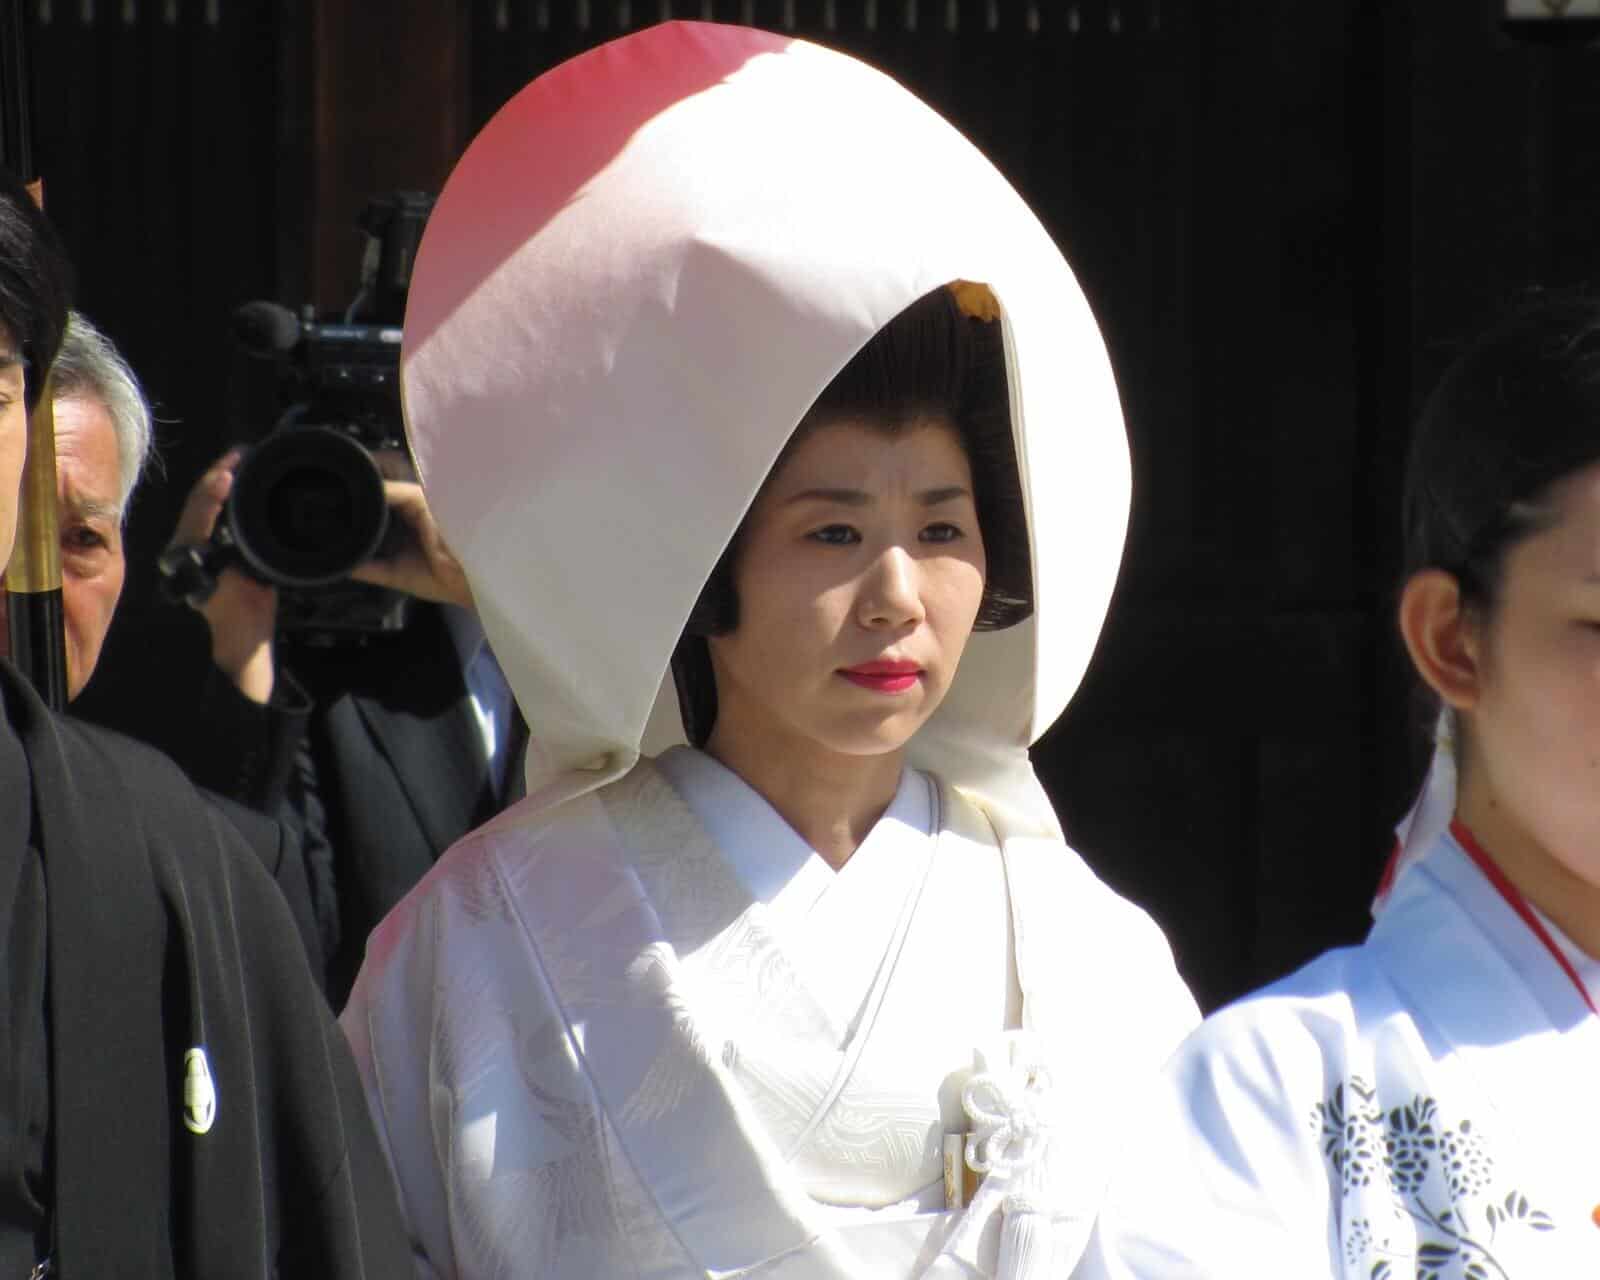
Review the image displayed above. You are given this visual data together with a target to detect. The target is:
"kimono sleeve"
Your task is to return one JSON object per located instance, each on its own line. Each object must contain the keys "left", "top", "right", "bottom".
{"left": 1072, "top": 1001, "right": 1345, "bottom": 1279}
{"left": 340, "top": 890, "right": 456, "bottom": 1280}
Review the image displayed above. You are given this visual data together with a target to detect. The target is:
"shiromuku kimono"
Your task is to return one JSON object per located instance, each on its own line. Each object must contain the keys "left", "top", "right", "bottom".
{"left": 1075, "top": 751, "right": 1600, "bottom": 1278}
{"left": 340, "top": 21, "right": 1198, "bottom": 1279}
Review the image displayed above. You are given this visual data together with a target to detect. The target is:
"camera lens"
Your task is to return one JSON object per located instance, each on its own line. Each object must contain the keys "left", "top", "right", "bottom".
{"left": 267, "top": 468, "right": 354, "bottom": 551}
{"left": 226, "top": 427, "right": 389, "bottom": 588}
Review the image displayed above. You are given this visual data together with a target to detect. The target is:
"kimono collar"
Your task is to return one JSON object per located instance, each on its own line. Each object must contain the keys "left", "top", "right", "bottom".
{"left": 401, "top": 21, "right": 1130, "bottom": 836}
{"left": 1450, "top": 818, "right": 1599, "bottom": 1017}
{"left": 654, "top": 744, "right": 931, "bottom": 908}
{"left": 1381, "top": 824, "right": 1598, "bottom": 1030}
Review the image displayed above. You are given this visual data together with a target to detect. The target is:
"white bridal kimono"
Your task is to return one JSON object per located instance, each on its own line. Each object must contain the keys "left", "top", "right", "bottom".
{"left": 344, "top": 19, "right": 1198, "bottom": 1279}
{"left": 346, "top": 753, "right": 1197, "bottom": 1277}
{"left": 1074, "top": 826, "right": 1600, "bottom": 1279}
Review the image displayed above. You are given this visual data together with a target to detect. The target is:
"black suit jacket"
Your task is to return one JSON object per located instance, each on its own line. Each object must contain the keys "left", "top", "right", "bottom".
{"left": 3, "top": 660, "right": 409, "bottom": 1275}
{"left": 181, "top": 603, "right": 516, "bottom": 1004}
{"left": 203, "top": 789, "right": 325, "bottom": 978}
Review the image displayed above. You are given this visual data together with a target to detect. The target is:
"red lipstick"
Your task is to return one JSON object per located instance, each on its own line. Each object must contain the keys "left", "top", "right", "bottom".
{"left": 838, "top": 660, "right": 923, "bottom": 694}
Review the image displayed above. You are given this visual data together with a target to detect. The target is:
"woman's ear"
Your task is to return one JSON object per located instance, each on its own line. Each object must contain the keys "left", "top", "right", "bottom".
{"left": 1397, "top": 569, "right": 1483, "bottom": 712}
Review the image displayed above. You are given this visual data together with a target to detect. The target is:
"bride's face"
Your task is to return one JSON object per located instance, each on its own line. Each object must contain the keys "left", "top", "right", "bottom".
{"left": 706, "top": 417, "right": 987, "bottom": 760}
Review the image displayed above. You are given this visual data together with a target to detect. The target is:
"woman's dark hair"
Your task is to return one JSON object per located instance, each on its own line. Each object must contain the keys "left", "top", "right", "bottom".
{"left": 1403, "top": 293, "right": 1600, "bottom": 615}
{"left": 672, "top": 284, "right": 1032, "bottom": 745}
{"left": 0, "top": 167, "right": 73, "bottom": 405}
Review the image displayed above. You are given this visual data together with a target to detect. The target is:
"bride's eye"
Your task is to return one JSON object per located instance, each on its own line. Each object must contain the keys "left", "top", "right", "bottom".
{"left": 809, "top": 524, "right": 861, "bottom": 545}
{"left": 920, "top": 522, "right": 966, "bottom": 544}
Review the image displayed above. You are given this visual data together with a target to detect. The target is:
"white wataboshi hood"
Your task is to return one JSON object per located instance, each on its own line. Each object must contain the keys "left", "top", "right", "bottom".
{"left": 401, "top": 21, "right": 1131, "bottom": 831}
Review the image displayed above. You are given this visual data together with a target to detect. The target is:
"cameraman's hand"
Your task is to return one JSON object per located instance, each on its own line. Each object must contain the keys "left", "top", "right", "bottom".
{"left": 170, "top": 449, "right": 278, "bottom": 704}
{"left": 351, "top": 481, "right": 474, "bottom": 609}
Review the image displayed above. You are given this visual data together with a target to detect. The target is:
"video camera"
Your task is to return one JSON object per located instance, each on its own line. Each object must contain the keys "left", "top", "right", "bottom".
{"left": 159, "top": 191, "right": 435, "bottom": 639}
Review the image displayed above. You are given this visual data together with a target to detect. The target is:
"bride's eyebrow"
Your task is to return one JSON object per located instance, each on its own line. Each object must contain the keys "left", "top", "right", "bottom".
{"left": 785, "top": 487, "right": 870, "bottom": 507}
{"left": 783, "top": 485, "right": 973, "bottom": 507}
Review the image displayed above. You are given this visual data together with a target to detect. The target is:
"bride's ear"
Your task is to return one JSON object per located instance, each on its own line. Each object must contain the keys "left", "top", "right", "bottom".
{"left": 1397, "top": 569, "right": 1484, "bottom": 712}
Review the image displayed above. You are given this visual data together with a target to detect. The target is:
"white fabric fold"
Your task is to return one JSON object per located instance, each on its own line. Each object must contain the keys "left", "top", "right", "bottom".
{"left": 1374, "top": 710, "right": 1456, "bottom": 917}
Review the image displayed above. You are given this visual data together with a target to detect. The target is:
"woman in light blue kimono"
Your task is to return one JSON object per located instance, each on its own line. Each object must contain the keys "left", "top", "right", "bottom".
{"left": 1076, "top": 294, "right": 1600, "bottom": 1278}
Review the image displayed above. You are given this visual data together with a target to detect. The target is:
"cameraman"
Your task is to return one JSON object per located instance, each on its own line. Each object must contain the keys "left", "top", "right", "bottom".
{"left": 167, "top": 445, "right": 521, "bottom": 1005}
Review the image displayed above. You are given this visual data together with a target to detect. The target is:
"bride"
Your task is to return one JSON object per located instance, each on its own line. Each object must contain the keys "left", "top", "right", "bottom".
{"left": 340, "top": 21, "right": 1196, "bottom": 1279}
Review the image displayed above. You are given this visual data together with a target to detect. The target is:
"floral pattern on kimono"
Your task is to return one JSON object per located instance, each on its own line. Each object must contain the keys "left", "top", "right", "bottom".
{"left": 1313, "top": 1078, "right": 1556, "bottom": 1279}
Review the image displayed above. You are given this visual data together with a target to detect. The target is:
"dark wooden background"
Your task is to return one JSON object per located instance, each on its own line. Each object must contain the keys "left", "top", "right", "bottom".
{"left": 32, "top": 0, "right": 1600, "bottom": 1011}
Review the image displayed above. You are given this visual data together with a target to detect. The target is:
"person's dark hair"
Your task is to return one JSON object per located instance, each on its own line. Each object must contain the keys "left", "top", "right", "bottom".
{"left": 672, "top": 284, "right": 1033, "bottom": 745}
{"left": 1403, "top": 292, "right": 1600, "bottom": 615}
{"left": 0, "top": 167, "right": 73, "bottom": 406}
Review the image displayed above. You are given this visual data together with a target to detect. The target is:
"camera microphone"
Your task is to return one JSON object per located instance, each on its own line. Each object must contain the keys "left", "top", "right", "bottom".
{"left": 232, "top": 300, "right": 301, "bottom": 357}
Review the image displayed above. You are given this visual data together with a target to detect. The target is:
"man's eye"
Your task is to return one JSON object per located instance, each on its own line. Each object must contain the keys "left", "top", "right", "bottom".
{"left": 921, "top": 522, "right": 965, "bottom": 544}
{"left": 809, "top": 524, "right": 860, "bottom": 545}
{"left": 63, "top": 526, "right": 106, "bottom": 552}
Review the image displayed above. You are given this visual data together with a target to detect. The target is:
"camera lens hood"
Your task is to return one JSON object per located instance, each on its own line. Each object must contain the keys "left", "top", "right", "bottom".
{"left": 226, "top": 426, "right": 389, "bottom": 588}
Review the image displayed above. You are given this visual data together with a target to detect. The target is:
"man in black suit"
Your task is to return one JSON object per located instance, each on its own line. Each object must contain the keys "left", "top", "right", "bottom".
{"left": 166, "top": 445, "right": 524, "bottom": 1004}
{"left": 0, "top": 165, "right": 407, "bottom": 1277}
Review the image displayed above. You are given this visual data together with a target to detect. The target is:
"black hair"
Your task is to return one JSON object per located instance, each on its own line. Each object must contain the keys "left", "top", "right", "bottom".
{"left": 672, "top": 284, "right": 1032, "bottom": 746}
{"left": 1403, "top": 292, "right": 1600, "bottom": 614}
{"left": 0, "top": 167, "right": 73, "bottom": 406}
{"left": 1400, "top": 293, "right": 1600, "bottom": 769}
